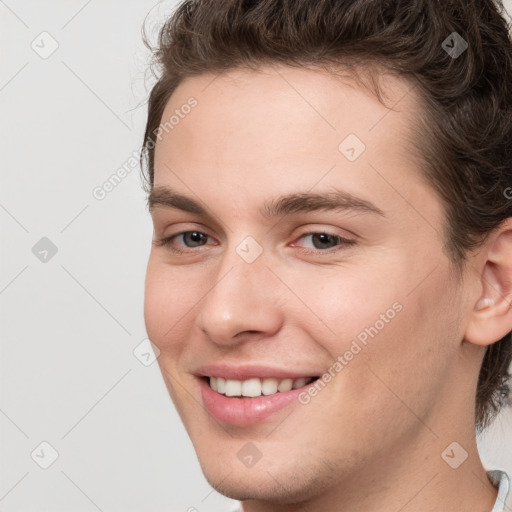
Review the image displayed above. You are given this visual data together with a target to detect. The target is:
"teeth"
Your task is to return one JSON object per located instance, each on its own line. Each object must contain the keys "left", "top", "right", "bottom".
{"left": 242, "top": 378, "right": 262, "bottom": 397}
{"left": 208, "top": 376, "right": 314, "bottom": 397}
{"left": 217, "top": 377, "right": 226, "bottom": 394}
{"left": 277, "top": 378, "right": 293, "bottom": 392}
{"left": 292, "top": 377, "right": 307, "bottom": 389}
{"left": 225, "top": 379, "right": 242, "bottom": 397}
{"left": 261, "top": 378, "right": 278, "bottom": 395}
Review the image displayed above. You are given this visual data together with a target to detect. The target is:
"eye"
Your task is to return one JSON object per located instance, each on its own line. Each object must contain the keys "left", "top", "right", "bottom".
{"left": 292, "top": 232, "right": 356, "bottom": 253}
{"left": 153, "top": 230, "right": 356, "bottom": 255}
{"left": 153, "top": 231, "right": 213, "bottom": 253}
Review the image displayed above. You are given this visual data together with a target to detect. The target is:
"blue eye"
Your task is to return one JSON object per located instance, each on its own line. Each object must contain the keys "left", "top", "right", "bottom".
{"left": 178, "top": 231, "right": 209, "bottom": 247}
{"left": 153, "top": 230, "right": 356, "bottom": 255}
{"left": 153, "top": 231, "right": 211, "bottom": 253}
{"left": 299, "top": 232, "right": 349, "bottom": 250}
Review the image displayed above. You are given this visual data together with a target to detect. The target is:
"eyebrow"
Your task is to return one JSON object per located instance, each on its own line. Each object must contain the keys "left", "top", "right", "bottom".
{"left": 147, "top": 186, "right": 385, "bottom": 219}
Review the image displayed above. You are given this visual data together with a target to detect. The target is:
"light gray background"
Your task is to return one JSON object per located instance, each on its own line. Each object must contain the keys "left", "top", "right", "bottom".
{"left": 1, "top": 1, "right": 512, "bottom": 511}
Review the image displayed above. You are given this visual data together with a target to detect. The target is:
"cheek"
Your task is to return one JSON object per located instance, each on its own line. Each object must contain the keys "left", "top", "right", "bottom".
{"left": 289, "top": 264, "right": 405, "bottom": 353}
{"left": 292, "top": 258, "right": 458, "bottom": 391}
{"left": 340, "top": 265, "right": 461, "bottom": 418}
{"left": 143, "top": 258, "right": 200, "bottom": 352}
{"left": 290, "top": 270, "right": 458, "bottom": 451}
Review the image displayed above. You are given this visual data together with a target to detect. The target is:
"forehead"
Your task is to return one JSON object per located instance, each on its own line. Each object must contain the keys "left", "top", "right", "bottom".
{"left": 155, "top": 64, "right": 419, "bottom": 162}
{"left": 152, "top": 64, "right": 429, "bottom": 218}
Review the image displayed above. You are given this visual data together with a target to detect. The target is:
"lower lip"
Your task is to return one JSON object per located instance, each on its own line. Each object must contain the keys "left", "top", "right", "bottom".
{"left": 198, "top": 378, "right": 313, "bottom": 426}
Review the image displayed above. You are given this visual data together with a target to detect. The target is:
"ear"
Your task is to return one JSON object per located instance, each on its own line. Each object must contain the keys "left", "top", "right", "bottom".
{"left": 464, "top": 218, "right": 512, "bottom": 347}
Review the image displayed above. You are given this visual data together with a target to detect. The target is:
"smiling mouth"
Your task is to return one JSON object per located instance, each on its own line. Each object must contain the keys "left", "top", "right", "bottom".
{"left": 205, "top": 376, "right": 320, "bottom": 397}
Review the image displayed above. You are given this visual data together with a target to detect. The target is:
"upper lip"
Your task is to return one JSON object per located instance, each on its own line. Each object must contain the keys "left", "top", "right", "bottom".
{"left": 195, "top": 363, "right": 320, "bottom": 381}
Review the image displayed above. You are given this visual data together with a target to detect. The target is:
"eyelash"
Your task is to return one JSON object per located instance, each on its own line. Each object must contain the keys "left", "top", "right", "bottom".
{"left": 153, "top": 231, "right": 357, "bottom": 255}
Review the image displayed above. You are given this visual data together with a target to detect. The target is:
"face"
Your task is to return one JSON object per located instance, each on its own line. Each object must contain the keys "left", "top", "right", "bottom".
{"left": 144, "top": 65, "right": 474, "bottom": 503}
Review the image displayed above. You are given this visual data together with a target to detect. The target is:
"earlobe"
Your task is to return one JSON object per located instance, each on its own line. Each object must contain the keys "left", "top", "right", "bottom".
{"left": 474, "top": 297, "right": 495, "bottom": 311}
{"left": 466, "top": 290, "right": 512, "bottom": 347}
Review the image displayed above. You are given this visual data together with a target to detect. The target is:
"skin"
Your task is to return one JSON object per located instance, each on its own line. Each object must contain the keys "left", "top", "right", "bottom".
{"left": 144, "top": 64, "right": 512, "bottom": 511}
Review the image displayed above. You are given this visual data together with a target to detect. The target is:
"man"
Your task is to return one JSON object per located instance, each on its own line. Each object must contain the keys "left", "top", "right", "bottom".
{"left": 142, "top": 0, "right": 512, "bottom": 510}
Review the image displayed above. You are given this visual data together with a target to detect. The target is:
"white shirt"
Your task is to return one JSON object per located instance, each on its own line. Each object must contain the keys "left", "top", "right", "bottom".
{"left": 489, "top": 470, "right": 510, "bottom": 512}
{"left": 226, "top": 470, "right": 510, "bottom": 512}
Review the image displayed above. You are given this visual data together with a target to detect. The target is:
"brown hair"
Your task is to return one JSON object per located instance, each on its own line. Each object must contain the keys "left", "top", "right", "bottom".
{"left": 140, "top": 0, "right": 512, "bottom": 432}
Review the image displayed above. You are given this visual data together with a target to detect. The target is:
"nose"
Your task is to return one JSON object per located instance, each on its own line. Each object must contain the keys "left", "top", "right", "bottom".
{"left": 195, "top": 242, "right": 284, "bottom": 347}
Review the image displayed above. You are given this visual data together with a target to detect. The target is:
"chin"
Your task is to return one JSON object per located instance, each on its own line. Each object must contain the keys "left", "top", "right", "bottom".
{"left": 202, "top": 473, "right": 304, "bottom": 504}
{"left": 197, "top": 453, "right": 332, "bottom": 505}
